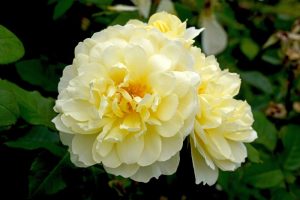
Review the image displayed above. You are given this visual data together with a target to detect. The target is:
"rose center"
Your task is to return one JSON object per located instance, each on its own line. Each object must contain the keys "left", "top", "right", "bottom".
{"left": 123, "top": 82, "right": 148, "bottom": 98}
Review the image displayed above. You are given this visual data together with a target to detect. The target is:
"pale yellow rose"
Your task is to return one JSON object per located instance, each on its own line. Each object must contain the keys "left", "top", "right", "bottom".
{"left": 128, "top": 12, "right": 203, "bottom": 46}
{"left": 52, "top": 23, "right": 200, "bottom": 182}
{"left": 189, "top": 47, "right": 257, "bottom": 185}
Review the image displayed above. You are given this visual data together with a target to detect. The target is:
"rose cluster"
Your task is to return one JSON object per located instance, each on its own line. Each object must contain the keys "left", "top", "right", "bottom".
{"left": 52, "top": 12, "right": 257, "bottom": 185}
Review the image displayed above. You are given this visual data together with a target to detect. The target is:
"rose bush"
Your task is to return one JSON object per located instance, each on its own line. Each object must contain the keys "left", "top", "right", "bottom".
{"left": 53, "top": 12, "right": 256, "bottom": 184}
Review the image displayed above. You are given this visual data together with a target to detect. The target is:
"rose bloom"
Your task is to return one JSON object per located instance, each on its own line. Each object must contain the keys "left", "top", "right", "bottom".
{"left": 189, "top": 47, "right": 257, "bottom": 185}
{"left": 52, "top": 22, "right": 200, "bottom": 182}
{"left": 128, "top": 11, "right": 203, "bottom": 46}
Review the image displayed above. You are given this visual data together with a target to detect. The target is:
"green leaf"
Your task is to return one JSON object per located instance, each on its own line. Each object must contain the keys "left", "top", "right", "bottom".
{"left": 252, "top": 111, "right": 277, "bottom": 151}
{"left": 174, "top": 3, "right": 193, "bottom": 21}
{"left": 256, "top": 2, "right": 300, "bottom": 17}
{"left": 241, "top": 71, "right": 273, "bottom": 94}
{"left": 81, "top": 0, "right": 113, "bottom": 6}
{"left": 281, "top": 124, "right": 300, "bottom": 170}
{"left": 262, "top": 49, "right": 282, "bottom": 65}
{"left": 218, "top": 171, "right": 266, "bottom": 200}
{"left": 216, "top": 6, "right": 245, "bottom": 31}
{"left": 29, "top": 153, "right": 68, "bottom": 197}
{"left": 110, "top": 12, "right": 140, "bottom": 26}
{"left": 0, "top": 79, "right": 56, "bottom": 129}
{"left": 53, "top": 0, "right": 74, "bottom": 20}
{"left": 246, "top": 170, "right": 284, "bottom": 189}
{"left": 0, "top": 89, "right": 19, "bottom": 126}
{"left": 18, "top": 91, "right": 56, "bottom": 129}
{"left": 263, "top": 33, "right": 279, "bottom": 49}
{"left": 246, "top": 144, "right": 262, "bottom": 163}
{"left": 195, "top": 0, "right": 205, "bottom": 10}
{"left": 240, "top": 38, "right": 260, "bottom": 60}
{"left": 244, "top": 161, "right": 284, "bottom": 189}
{"left": 5, "top": 126, "right": 65, "bottom": 156}
{"left": 290, "top": 184, "right": 300, "bottom": 200}
{"left": 15, "top": 59, "right": 59, "bottom": 92}
{"left": 283, "top": 171, "right": 296, "bottom": 184}
{"left": 0, "top": 25, "right": 24, "bottom": 64}
{"left": 271, "top": 189, "right": 295, "bottom": 200}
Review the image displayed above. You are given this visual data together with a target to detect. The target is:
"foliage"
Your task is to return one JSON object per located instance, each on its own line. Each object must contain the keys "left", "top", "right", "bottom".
{"left": 0, "top": 25, "right": 24, "bottom": 64}
{"left": 0, "top": 0, "right": 299, "bottom": 199}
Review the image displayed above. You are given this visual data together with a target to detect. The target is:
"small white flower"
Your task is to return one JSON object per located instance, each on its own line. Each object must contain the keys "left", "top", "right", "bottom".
{"left": 200, "top": 14, "right": 228, "bottom": 55}
{"left": 131, "top": 0, "right": 151, "bottom": 18}
{"left": 108, "top": 4, "right": 138, "bottom": 12}
{"left": 157, "top": 0, "right": 176, "bottom": 14}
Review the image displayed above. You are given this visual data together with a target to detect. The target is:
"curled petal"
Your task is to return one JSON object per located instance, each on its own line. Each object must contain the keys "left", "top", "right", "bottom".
{"left": 130, "top": 153, "right": 180, "bottom": 182}
{"left": 191, "top": 141, "right": 219, "bottom": 185}
{"left": 105, "top": 163, "right": 139, "bottom": 178}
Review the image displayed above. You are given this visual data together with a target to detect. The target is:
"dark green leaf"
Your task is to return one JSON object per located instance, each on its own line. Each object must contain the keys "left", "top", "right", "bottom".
{"left": 29, "top": 153, "right": 68, "bottom": 197}
{"left": 246, "top": 170, "right": 284, "bottom": 189}
{"left": 0, "top": 79, "right": 56, "bottom": 129}
{"left": 271, "top": 189, "right": 295, "bottom": 200}
{"left": 110, "top": 12, "right": 139, "bottom": 26}
{"left": 81, "top": 0, "right": 113, "bottom": 6}
{"left": 256, "top": 2, "right": 300, "bottom": 17}
{"left": 240, "top": 38, "right": 260, "bottom": 60}
{"left": 0, "top": 25, "right": 24, "bottom": 64}
{"left": 174, "top": 3, "right": 193, "bottom": 21}
{"left": 252, "top": 111, "right": 277, "bottom": 151}
{"left": 290, "top": 184, "right": 300, "bottom": 200}
{"left": 283, "top": 171, "right": 296, "bottom": 184}
{"left": 218, "top": 171, "right": 267, "bottom": 200}
{"left": 246, "top": 144, "right": 262, "bottom": 163}
{"left": 53, "top": 0, "right": 74, "bottom": 20}
{"left": 216, "top": 7, "right": 245, "bottom": 31}
{"left": 48, "top": 0, "right": 58, "bottom": 5}
{"left": 195, "top": 0, "right": 205, "bottom": 10}
{"left": 244, "top": 161, "right": 284, "bottom": 189}
{"left": 262, "top": 49, "right": 283, "bottom": 65}
{"left": 15, "top": 59, "right": 59, "bottom": 92}
{"left": 281, "top": 124, "right": 300, "bottom": 170}
{"left": 0, "top": 89, "right": 19, "bottom": 126}
{"left": 18, "top": 91, "right": 56, "bottom": 129}
{"left": 241, "top": 71, "right": 274, "bottom": 94}
{"left": 5, "top": 126, "right": 65, "bottom": 156}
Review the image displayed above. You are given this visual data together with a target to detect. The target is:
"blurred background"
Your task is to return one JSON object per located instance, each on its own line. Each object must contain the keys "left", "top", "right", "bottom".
{"left": 0, "top": 0, "right": 300, "bottom": 199}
